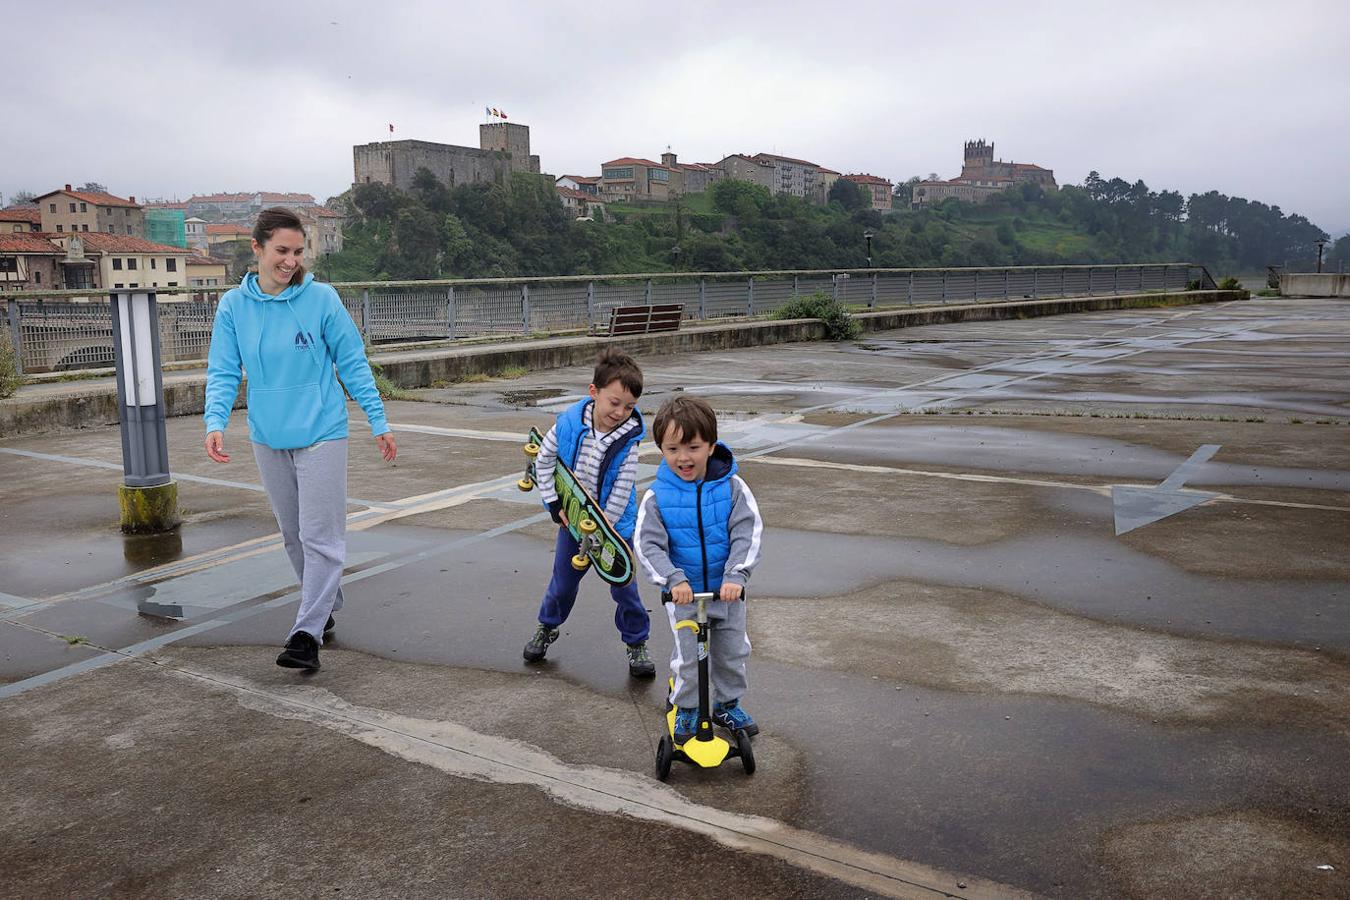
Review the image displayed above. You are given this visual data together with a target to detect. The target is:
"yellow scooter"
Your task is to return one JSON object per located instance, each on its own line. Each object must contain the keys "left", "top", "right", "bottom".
{"left": 655, "top": 591, "right": 755, "bottom": 780}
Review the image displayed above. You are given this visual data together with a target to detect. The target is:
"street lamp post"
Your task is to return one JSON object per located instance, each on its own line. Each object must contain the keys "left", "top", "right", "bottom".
{"left": 864, "top": 230, "right": 874, "bottom": 268}
{"left": 1315, "top": 238, "right": 1329, "bottom": 274}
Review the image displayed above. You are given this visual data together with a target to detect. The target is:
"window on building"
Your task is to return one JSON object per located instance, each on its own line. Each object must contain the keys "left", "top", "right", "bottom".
{"left": 127, "top": 258, "right": 137, "bottom": 270}
{"left": 167, "top": 281, "right": 178, "bottom": 287}
{"left": 151, "top": 258, "right": 157, "bottom": 269}
{"left": 49, "top": 203, "right": 56, "bottom": 213}
{"left": 0, "top": 257, "right": 16, "bottom": 274}
{"left": 114, "top": 283, "right": 124, "bottom": 289}
{"left": 56, "top": 225, "right": 63, "bottom": 232}
{"left": 69, "top": 202, "right": 77, "bottom": 213}
{"left": 166, "top": 258, "right": 177, "bottom": 272}
{"left": 113, "top": 258, "right": 123, "bottom": 270}
{"left": 34, "top": 271, "right": 41, "bottom": 284}
{"left": 79, "top": 202, "right": 87, "bottom": 212}
{"left": 81, "top": 224, "right": 89, "bottom": 232}
{"left": 106, "top": 225, "right": 114, "bottom": 233}
{"left": 64, "top": 266, "right": 94, "bottom": 289}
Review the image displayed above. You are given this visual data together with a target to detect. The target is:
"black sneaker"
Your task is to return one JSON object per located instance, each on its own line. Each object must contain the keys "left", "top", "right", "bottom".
{"left": 276, "top": 631, "right": 320, "bottom": 670}
{"left": 324, "top": 615, "right": 336, "bottom": 639}
{"left": 626, "top": 641, "right": 656, "bottom": 678}
{"left": 523, "top": 624, "right": 560, "bottom": 662}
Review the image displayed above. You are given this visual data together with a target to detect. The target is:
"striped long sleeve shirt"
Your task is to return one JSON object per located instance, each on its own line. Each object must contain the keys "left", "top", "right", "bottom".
{"left": 535, "top": 404, "right": 641, "bottom": 524}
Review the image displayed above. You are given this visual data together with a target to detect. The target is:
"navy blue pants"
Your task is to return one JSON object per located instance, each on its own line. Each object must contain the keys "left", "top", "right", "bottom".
{"left": 537, "top": 528, "right": 649, "bottom": 645}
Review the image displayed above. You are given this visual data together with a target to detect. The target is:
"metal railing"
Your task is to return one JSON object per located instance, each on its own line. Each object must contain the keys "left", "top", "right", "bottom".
{"left": 2, "top": 263, "right": 1216, "bottom": 374}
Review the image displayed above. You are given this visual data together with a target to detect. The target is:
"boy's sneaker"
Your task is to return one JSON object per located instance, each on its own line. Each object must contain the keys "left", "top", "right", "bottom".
{"left": 673, "top": 707, "right": 699, "bottom": 744}
{"left": 323, "top": 615, "right": 335, "bottom": 638}
{"left": 276, "top": 631, "right": 320, "bottom": 671}
{"left": 523, "top": 624, "right": 560, "bottom": 661}
{"left": 712, "top": 699, "right": 758, "bottom": 736}
{"left": 625, "top": 641, "right": 656, "bottom": 678}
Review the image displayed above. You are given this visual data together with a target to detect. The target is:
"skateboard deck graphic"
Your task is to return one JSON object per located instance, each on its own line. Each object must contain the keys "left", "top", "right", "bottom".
{"left": 518, "top": 426, "right": 636, "bottom": 586}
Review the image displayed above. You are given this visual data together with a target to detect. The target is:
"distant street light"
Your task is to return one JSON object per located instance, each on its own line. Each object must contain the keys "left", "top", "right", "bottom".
{"left": 1315, "top": 238, "right": 1329, "bottom": 273}
{"left": 864, "top": 230, "right": 874, "bottom": 268}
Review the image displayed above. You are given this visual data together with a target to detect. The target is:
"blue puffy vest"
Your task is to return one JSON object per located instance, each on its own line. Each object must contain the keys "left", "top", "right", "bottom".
{"left": 552, "top": 398, "right": 645, "bottom": 538}
{"left": 649, "top": 443, "right": 738, "bottom": 593}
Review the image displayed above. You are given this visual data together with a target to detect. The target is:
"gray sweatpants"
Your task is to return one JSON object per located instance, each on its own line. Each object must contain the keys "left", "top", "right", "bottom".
{"left": 252, "top": 438, "right": 348, "bottom": 643}
{"left": 666, "top": 598, "right": 750, "bottom": 709}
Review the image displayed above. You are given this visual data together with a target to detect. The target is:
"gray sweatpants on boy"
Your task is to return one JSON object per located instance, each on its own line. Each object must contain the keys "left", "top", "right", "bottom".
{"left": 666, "top": 598, "right": 750, "bottom": 709}
{"left": 252, "top": 438, "right": 348, "bottom": 643}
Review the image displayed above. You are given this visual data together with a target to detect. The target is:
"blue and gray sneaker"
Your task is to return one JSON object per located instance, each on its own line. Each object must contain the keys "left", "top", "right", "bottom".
{"left": 712, "top": 699, "right": 758, "bottom": 736}
{"left": 673, "top": 707, "right": 699, "bottom": 744}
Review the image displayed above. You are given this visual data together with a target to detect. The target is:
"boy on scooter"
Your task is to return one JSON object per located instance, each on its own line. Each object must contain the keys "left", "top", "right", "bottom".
{"left": 634, "top": 395, "right": 765, "bottom": 744}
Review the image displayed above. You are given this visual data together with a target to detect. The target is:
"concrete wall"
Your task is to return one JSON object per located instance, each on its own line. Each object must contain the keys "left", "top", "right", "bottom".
{"left": 1280, "top": 273, "right": 1350, "bottom": 298}
{"left": 0, "top": 290, "right": 1247, "bottom": 439}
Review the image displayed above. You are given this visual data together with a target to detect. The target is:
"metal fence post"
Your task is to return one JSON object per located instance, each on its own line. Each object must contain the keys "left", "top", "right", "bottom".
{"left": 1032, "top": 268, "right": 1039, "bottom": 298}
{"left": 1113, "top": 266, "right": 1119, "bottom": 295}
{"left": 1160, "top": 265, "right": 1168, "bottom": 292}
{"left": 447, "top": 286, "right": 456, "bottom": 340}
{"left": 941, "top": 270, "right": 948, "bottom": 303}
{"left": 1060, "top": 267, "right": 1066, "bottom": 296}
{"left": 1087, "top": 267, "right": 1094, "bottom": 296}
{"left": 792, "top": 275, "right": 799, "bottom": 300}
{"left": 5, "top": 299, "right": 23, "bottom": 375}
{"left": 907, "top": 271, "right": 914, "bottom": 305}
{"left": 521, "top": 283, "right": 531, "bottom": 333}
{"left": 645, "top": 279, "right": 653, "bottom": 306}
{"left": 832, "top": 274, "right": 839, "bottom": 303}
{"left": 973, "top": 270, "right": 980, "bottom": 302}
{"left": 870, "top": 272, "right": 877, "bottom": 309}
{"left": 698, "top": 278, "right": 706, "bottom": 320}
{"left": 1003, "top": 269, "right": 1009, "bottom": 299}
{"left": 586, "top": 281, "right": 595, "bottom": 329}
{"left": 746, "top": 276, "right": 755, "bottom": 316}
{"left": 360, "top": 288, "right": 371, "bottom": 342}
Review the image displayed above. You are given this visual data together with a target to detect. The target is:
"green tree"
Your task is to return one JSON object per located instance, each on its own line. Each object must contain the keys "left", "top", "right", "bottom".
{"left": 828, "top": 179, "right": 868, "bottom": 211}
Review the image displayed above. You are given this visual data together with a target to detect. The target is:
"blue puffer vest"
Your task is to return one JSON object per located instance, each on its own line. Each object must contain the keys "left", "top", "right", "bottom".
{"left": 650, "top": 443, "right": 737, "bottom": 593}
{"left": 552, "top": 398, "right": 645, "bottom": 538}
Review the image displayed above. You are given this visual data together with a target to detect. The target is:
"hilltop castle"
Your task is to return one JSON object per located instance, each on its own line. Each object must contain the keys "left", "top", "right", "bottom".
{"left": 913, "top": 140, "right": 1056, "bottom": 207}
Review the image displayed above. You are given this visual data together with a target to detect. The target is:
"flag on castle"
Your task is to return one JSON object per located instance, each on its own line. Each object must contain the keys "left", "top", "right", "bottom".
{"left": 486, "top": 107, "right": 509, "bottom": 120}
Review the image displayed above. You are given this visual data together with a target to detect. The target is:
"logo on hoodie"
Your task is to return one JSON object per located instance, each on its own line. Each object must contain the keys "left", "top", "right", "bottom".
{"left": 294, "top": 330, "right": 316, "bottom": 351}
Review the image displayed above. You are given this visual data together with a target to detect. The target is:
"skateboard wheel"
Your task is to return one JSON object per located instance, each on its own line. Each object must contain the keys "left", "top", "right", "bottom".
{"left": 578, "top": 518, "right": 598, "bottom": 535}
{"left": 516, "top": 478, "right": 534, "bottom": 492}
{"left": 524, "top": 442, "right": 540, "bottom": 458}
{"left": 571, "top": 553, "right": 590, "bottom": 571}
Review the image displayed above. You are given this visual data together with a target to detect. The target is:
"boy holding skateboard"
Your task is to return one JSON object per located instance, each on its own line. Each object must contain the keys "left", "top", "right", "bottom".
{"left": 523, "top": 347, "right": 655, "bottom": 677}
{"left": 634, "top": 396, "right": 764, "bottom": 743}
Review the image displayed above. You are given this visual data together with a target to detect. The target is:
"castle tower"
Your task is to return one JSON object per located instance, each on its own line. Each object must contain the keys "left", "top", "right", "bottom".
{"left": 963, "top": 139, "right": 994, "bottom": 171}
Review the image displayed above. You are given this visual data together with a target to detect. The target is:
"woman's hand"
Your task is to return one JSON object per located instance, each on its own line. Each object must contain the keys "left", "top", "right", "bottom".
{"left": 376, "top": 432, "right": 398, "bottom": 462}
{"left": 205, "top": 431, "right": 230, "bottom": 463}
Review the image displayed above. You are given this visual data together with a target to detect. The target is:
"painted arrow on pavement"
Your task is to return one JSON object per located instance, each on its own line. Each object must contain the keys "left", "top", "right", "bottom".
{"left": 1112, "top": 444, "right": 1221, "bottom": 535}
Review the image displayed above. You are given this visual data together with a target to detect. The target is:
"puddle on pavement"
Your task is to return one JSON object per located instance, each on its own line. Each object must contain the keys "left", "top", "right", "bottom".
{"left": 122, "top": 529, "right": 184, "bottom": 568}
{"left": 498, "top": 388, "right": 567, "bottom": 407}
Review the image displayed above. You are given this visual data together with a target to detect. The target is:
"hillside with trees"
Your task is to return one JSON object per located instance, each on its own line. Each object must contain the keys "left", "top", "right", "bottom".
{"left": 317, "top": 167, "right": 1333, "bottom": 283}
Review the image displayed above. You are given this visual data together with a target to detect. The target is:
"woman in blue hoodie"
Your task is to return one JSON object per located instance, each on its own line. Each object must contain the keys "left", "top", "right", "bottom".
{"left": 203, "top": 207, "right": 396, "bottom": 671}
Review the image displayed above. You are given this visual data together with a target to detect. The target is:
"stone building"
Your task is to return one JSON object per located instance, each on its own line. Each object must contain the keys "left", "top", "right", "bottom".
{"left": 599, "top": 158, "right": 671, "bottom": 202}
{"left": 353, "top": 122, "right": 541, "bottom": 193}
{"left": 913, "top": 140, "right": 1057, "bottom": 207}
{"left": 842, "top": 174, "right": 894, "bottom": 211}
{"left": 34, "top": 185, "right": 145, "bottom": 237}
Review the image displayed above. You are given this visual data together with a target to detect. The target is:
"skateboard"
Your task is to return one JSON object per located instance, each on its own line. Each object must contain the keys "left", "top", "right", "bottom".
{"left": 517, "top": 426, "right": 636, "bottom": 586}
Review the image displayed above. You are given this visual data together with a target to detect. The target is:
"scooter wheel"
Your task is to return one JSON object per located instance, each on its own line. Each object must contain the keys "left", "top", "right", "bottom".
{"left": 656, "top": 735, "right": 674, "bottom": 781}
{"left": 735, "top": 729, "right": 756, "bottom": 775}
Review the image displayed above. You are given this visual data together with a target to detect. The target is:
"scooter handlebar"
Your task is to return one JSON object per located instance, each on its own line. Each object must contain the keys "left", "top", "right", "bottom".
{"left": 660, "top": 590, "right": 747, "bottom": 603}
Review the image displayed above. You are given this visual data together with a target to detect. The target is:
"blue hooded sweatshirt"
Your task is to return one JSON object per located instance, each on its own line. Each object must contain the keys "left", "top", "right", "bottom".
{"left": 203, "top": 273, "right": 388, "bottom": 450}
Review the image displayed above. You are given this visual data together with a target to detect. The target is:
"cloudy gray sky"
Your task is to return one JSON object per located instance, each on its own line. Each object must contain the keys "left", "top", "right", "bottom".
{"left": 4, "top": 0, "right": 1347, "bottom": 235}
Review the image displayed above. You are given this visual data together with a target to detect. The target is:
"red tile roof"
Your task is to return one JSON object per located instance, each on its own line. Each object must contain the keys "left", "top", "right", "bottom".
{"left": 191, "top": 192, "right": 254, "bottom": 203}
{"left": 603, "top": 157, "right": 665, "bottom": 169}
{"left": 73, "top": 233, "right": 196, "bottom": 254}
{"left": 144, "top": 201, "right": 189, "bottom": 210}
{"left": 261, "top": 192, "right": 316, "bottom": 205}
{"left": 843, "top": 173, "right": 893, "bottom": 186}
{"left": 817, "top": 167, "right": 841, "bottom": 175}
{"left": 753, "top": 152, "right": 820, "bottom": 168}
{"left": 205, "top": 224, "right": 251, "bottom": 235}
{"left": 0, "top": 207, "right": 43, "bottom": 224}
{"left": 556, "top": 187, "right": 595, "bottom": 201}
{"left": 0, "top": 234, "right": 62, "bottom": 253}
{"left": 186, "top": 255, "right": 230, "bottom": 266}
{"left": 34, "top": 188, "right": 141, "bottom": 208}
{"left": 302, "top": 205, "right": 345, "bottom": 219}
{"left": 559, "top": 175, "right": 600, "bottom": 184}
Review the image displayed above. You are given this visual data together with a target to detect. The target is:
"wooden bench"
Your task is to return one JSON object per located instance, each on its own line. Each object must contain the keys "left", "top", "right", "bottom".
{"left": 605, "top": 303, "right": 684, "bottom": 337}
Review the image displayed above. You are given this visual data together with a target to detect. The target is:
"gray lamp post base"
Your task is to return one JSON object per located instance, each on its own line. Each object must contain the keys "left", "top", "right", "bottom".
{"left": 119, "top": 481, "right": 179, "bottom": 534}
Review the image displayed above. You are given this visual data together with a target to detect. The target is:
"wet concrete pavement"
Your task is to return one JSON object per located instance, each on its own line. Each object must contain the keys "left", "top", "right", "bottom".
{"left": 2, "top": 296, "right": 1348, "bottom": 898}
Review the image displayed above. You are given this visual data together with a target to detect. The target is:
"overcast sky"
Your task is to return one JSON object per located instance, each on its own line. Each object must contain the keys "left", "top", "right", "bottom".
{"left": 4, "top": 0, "right": 1347, "bottom": 235}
